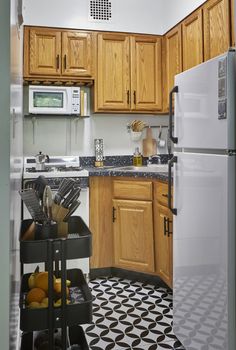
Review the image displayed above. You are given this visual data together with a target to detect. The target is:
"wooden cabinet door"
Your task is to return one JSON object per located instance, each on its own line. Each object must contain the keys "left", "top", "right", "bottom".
{"left": 27, "top": 27, "right": 61, "bottom": 76}
{"left": 62, "top": 31, "right": 94, "bottom": 77}
{"left": 203, "top": 0, "right": 230, "bottom": 60}
{"left": 182, "top": 9, "right": 203, "bottom": 71}
{"left": 164, "top": 25, "right": 182, "bottom": 111}
{"left": 113, "top": 199, "right": 154, "bottom": 273}
{"left": 154, "top": 203, "right": 173, "bottom": 288}
{"left": 131, "top": 35, "right": 162, "bottom": 111}
{"left": 97, "top": 33, "right": 130, "bottom": 110}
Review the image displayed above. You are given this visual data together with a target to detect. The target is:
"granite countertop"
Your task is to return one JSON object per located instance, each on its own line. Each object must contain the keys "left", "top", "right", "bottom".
{"left": 80, "top": 155, "right": 171, "bottom": 181}
{"left": 86, "top": 166, "right": 169, "bottom": 181}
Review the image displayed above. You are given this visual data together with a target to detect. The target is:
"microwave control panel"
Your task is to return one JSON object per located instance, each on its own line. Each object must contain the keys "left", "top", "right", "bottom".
{"left": 71, "top": 87, "right": 80, "bottom": 114}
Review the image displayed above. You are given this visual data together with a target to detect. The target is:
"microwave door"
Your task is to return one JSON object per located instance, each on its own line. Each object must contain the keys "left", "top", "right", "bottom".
{"left": 28, "top": 85, "right": 71, "bottom": 115}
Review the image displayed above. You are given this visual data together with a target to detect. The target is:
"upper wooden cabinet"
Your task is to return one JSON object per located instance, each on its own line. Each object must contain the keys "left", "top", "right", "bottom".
{"left": 96, "top": 33, "right": 130, "bottom": 111}
{"left": 203, "top": 0, "right": 231, "bottom": 60}
{"left": 130, "top": 36, "right": 162, "bottom": 111}
{"left": 163, "top": 24, "right": 182, "bottom": 111}
{"left": 24, "top": 26, "right": 95, "bottom": 81}
{"left": 96, "top": 32, "right": 162, "bottom": 112}
{"left": 182, "top": 9, "right": 204, "bottom": 71}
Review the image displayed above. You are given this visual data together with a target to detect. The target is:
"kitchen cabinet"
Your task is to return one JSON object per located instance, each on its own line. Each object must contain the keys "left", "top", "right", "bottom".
{"left": 163, "top": 24, "right": 182, "bottom": 111}
{"left": 89, "top": 177, "right": 113, "bottom": 269}
{"left": 203, "top": 0, "right": 231, "bottom": 60}
{"left": 24, "top": 26, "right": 95, "bottom": 81}
{"left": 182, "top": 9, "right": 204, "bottom": 71}
{"left": 95, "top": 33, "right": 162, "bottom": 113}
{"left": 153, "top": 181, "right": 173, "bottom": 288}
{"left": 112, "top": 179, "right": 154, "bottom": 273}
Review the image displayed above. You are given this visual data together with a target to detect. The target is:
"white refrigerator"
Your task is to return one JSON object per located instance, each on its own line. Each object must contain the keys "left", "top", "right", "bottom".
{"left": 168, "top": 50, "right": 236, "bottom": 350}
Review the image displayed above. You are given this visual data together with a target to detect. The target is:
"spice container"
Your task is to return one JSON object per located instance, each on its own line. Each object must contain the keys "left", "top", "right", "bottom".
{"left": 94, "top": 139, "right": 104, "bottom": 167}
{"left": 133, "top": 147, "right": 143, "bottom": 166}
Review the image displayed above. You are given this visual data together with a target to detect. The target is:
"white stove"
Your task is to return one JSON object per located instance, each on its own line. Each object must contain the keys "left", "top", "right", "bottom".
{"left": 23, "top": 156, "right": 89, "bottom": 179}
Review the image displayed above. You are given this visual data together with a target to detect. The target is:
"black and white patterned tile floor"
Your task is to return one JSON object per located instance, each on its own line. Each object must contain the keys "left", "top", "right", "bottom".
{"left": 83, "top": 277, "right": 185, "bottom": 350}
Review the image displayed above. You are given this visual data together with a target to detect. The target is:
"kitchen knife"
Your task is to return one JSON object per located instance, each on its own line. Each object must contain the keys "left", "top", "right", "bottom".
{"left": 45, "top": 185, "right": 53, "bottom": 220}
{"left": 54, "top": 178, "right": 76, "bottom": 205}
{"left": 63, "top": 200, "right": 81, "bottom": 221}
{"left": 62, "top": 187, "right": 81, "bottom": 209}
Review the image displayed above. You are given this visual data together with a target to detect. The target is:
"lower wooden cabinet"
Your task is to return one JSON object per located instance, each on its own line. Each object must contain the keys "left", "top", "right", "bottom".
{"left": 113, "top": 199, "right": 155, "bottom": 273}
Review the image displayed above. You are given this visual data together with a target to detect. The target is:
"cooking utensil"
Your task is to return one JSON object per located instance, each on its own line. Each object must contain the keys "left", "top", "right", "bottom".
{"left": 19, "top": 189, "right": 47, "bottom": 223}
{"left": 142, "top": 127, "right": 157, "bottom": 157}
{"left": 33, "top": 175, "right": 48, "bottom": 201}
{"left": 35, "top": 151, "right": 49, "bottom": 171}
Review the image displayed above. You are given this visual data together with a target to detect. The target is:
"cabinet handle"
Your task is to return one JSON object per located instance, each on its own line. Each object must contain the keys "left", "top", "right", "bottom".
{"left": 112, "top": 207, "right": 116, "bottom": 223}
{"left": 56, "top": 55, "right": 60, "bottom": 69}
{"left": 64, "top": 55, "right": 67, "bottom": 70}
{"left": 164, "top": 217, "right": 167, "bottom": 236}
{"left": 162, "top": 193, "right": 168, "bottom": 198}
{"left": 133, "top": 90, "right": 136, "bottom": 104}
{"left": 167, "top": 218, "right": 173, "bottom": 237}
{"left": 127, "top": 90, "right": 130, "bottom": 104}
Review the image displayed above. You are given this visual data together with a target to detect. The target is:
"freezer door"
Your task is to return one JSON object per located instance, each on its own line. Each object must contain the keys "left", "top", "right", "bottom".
{"left": 173, "top": 152, "right": 235, "bottom": 350}
{"left": 174, "top": 51, "right": 236, "bottom": 150}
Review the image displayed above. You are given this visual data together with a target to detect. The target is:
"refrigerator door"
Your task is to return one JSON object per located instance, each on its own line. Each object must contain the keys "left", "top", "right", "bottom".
{"left": 174, "top": 51, "right": 235, "bottom": 150}
{"left": 173, "top": 152, "right": 235, "bottom": 350}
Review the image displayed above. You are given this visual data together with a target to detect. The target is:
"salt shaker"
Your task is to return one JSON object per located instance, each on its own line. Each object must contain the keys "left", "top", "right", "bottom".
{"left": 94, "top": 139, "right": 104, "bottom": 167}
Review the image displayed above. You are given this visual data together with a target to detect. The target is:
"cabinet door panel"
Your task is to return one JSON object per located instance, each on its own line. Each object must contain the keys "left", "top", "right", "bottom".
{"left": 113, "top": 199, "right": 154, "bottom": 273}
{"left": 28, "top": 28, "right": 61, "bottom": 76}
{"left": 131, "top": 36, "right": 162, "bottom": 111}
{"left": 164, "top": 25, "right": 182, "bottom": 111}
{"left": 182, "top": 9, "right": 203, "bottom": 71}
{"left": 203, "top": 0, "right": 230, "bottom": 60}
{"left": 97, "top": 33, "right": 130, "bottom": 110}
{"left": 62, "top": 32, "right": 93, "bottom": 77}
{"left": 154, "top": 203, "right": 173, "bottom": 288}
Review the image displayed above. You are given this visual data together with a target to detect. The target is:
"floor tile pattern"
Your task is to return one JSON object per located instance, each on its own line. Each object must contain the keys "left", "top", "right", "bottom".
{"left": 83, "top": 277, "right": 185, "bottom": 350}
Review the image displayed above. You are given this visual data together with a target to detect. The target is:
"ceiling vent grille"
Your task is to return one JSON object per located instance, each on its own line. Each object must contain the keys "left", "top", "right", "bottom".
{"left": 89, "top": 0, "right": 113, "bottom": 22}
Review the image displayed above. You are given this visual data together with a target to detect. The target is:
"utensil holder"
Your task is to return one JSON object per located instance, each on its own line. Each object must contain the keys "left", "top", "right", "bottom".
{"left": 35, "top": 221, "right": 58, "bottom": 240}
{"left": 130, "top": 131, "right": 142, "bottom": 142}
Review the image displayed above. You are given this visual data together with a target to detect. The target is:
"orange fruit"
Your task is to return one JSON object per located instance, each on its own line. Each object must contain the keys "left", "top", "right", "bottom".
{"left": 35, "top": 272, "right": 56, "bottom": 292}
{"left": 26, "top": 288, "right": 46, "bottom": 304}
{"left": 54, "top": 282, "right": 69, "bottom": 297}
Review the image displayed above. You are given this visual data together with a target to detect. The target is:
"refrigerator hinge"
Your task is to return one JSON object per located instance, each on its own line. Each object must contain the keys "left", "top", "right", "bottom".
{"left": 228, "top": 150, "right": 236, "bottom": 156}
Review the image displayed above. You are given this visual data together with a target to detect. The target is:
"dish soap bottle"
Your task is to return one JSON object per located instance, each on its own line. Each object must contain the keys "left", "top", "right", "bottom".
{"left": 133, "top": 147, "right": 143, "bottom": 167}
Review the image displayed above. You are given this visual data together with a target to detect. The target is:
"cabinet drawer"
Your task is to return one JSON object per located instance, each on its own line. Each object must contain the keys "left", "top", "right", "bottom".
{"left": 154, "top": 182, "right": 170, "bottom": 206}
{"left": 113, "top": 180, "right": 152, "bottom": 200}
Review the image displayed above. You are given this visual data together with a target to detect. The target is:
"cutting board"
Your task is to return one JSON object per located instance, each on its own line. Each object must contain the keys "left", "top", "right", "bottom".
{"left": 142, "top": 128, "right": 157, "bottom": 157}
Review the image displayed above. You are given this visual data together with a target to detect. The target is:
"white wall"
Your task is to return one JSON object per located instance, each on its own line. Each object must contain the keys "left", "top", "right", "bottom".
{"left": 23, "top": 0, "right": 207, "bottom": 35}
{"left": 23, "top": 112, "right": 169, "bottom": 157}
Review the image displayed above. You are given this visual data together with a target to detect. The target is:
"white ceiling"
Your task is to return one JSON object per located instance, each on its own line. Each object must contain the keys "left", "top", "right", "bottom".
{"left": 23, "top": 0, "right": 207, "bottom": 35}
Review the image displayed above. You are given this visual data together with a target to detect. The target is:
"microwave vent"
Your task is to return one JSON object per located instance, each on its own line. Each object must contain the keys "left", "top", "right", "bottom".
{"left": 89, "top": 0, "right": 113, "bottom": 22}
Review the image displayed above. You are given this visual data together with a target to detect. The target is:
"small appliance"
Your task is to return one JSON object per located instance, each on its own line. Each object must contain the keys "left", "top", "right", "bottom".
{"left": 28, "top": 85, "right": 80, "bottom": 115}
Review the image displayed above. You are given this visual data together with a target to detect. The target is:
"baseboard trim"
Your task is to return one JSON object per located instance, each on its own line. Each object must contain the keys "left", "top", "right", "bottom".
{"left": 90, "top": 267, "right": 172, "bottom": 290}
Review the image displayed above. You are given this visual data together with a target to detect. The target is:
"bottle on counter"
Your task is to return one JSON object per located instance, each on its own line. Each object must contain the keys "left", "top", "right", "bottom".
{"left": 133, "top": 147, "right": 143, "bottom": 167}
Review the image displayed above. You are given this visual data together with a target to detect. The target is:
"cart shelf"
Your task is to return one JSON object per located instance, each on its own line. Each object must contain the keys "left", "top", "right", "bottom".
{"left": 20, "top": 216, "right": 92, "bottom": 264}
{"left": 20, "top": 269, "right": 92, "bottom": 332}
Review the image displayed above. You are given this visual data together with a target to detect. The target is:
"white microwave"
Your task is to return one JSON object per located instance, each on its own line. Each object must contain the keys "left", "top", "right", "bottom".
{"left": 28, "top": 85, "right": 80, "bottom": 115}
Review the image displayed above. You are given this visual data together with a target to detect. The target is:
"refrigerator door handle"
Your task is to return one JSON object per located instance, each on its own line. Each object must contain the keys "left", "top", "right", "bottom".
{"left": 169, "top": 86, "right": 178, "bottom": 144}
{"left": 168, "top": 156, "right": 177, "bottom": 215}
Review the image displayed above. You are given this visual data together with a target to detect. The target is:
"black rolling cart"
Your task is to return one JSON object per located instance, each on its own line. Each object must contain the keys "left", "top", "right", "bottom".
{"left": 19, "top": 216, "right": 92, "bottom": 350}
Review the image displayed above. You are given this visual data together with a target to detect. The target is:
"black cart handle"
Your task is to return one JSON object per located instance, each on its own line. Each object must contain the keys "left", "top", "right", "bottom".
{"left": 168, "top": 156, "right": 177, "bottom": 215}
{"left": 169, "top": 86, "right": 178, "bottom": 144}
